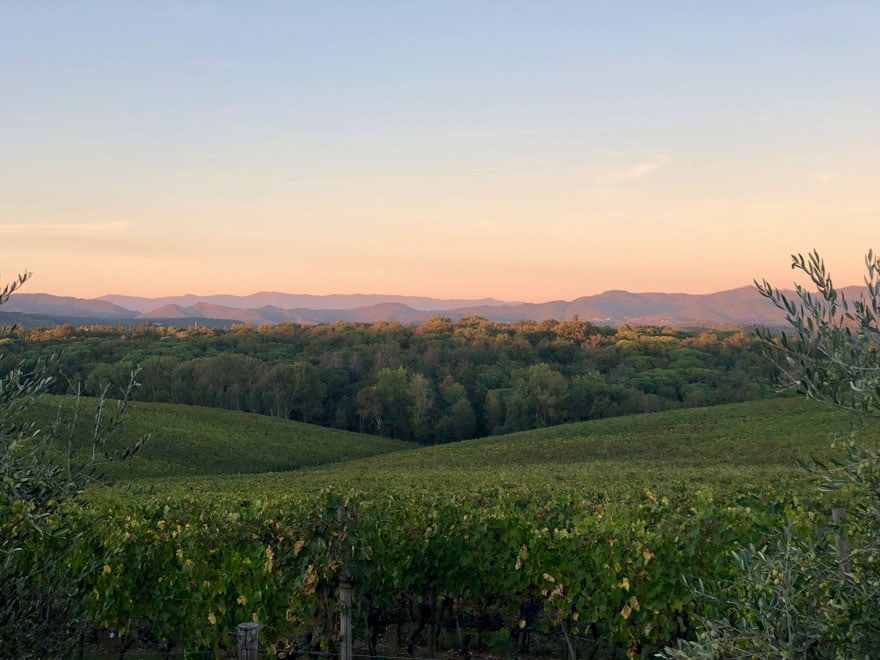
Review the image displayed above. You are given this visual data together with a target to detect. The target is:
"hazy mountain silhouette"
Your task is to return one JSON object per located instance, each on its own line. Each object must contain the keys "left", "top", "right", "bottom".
{"left": 138, "top": 302, "right": 437, "bottom": 325}
{"left": 8, "top": 285, "right": 857, "bottom": 328}
{"left": 99, "top": 292, "right": 518, "bottom": 313}
{"left": 3, "top": 294, "right": 137, "bottom": 319}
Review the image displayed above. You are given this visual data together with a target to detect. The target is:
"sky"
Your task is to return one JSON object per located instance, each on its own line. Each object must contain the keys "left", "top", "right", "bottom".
{"left": 1, "top": 1, "right": 878, "bottom": 302}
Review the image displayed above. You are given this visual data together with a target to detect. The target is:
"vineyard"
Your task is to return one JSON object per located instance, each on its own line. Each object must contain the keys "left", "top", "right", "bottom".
{"left": 64, "top": 484, "right": 783, "bottom": 658}
{"left": 27, "top": 395, "right": 413, "bottom": 480}
{"left": 5, "top": 397, "right": 867, "bottom": 657}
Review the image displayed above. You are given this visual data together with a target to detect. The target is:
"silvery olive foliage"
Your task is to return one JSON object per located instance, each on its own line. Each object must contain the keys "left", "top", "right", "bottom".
{"left": 0, "top": 272, "right": 146, "bottom": 657}
{"left": 662, "top": 251, "right": 880, "bottom": 659}
{"left": 755, "top": 250, "right": 880, "bottom": 414}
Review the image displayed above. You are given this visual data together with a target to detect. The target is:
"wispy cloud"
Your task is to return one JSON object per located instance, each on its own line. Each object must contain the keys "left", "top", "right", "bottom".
{"left": 809, "top": 171, "right": 838, "bottom": 184}
{"left": 505, "top": 155, "right": 670, "bottom": 186}
{"left": 582, "top": 158, "right": 670, "bottom": 186}
{"left": 503, "top": 156, "right": 562, "bottom": 173}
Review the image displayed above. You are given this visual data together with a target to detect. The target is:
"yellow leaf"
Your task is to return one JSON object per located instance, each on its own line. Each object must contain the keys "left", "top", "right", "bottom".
{"left": 208, "top": 612, "right": 217, "bottom": 626}
{"left": 643, "top": 549, "right": 655, "bottom": 564}
{"left": 102, "top": 564, "right": 112, "bottom": 575}
{"left": 237, "top": 595, "right": 248, "bottom": 606}
{"left": 619, "top": 577, "right": 630, "bottom": 591}
{"left": 621, "top": 604, "right": 632, "bottom": 620}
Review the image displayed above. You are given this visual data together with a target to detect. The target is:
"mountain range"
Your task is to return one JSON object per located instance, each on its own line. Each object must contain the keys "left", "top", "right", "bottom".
{"left": 0, "top": 286, "right": 831, "bottom": 329}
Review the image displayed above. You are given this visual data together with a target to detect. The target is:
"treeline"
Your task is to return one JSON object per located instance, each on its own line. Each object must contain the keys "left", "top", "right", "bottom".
{"left": 0, "top": 318, "right": 775, "bottom": 443}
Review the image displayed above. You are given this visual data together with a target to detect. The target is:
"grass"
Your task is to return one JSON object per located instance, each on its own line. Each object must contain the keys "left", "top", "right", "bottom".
{"left": 30, "top": 395, "right": 414, "bottom": 480}
{"left": 107, "top": 397, "right": 878, "bottom": 502}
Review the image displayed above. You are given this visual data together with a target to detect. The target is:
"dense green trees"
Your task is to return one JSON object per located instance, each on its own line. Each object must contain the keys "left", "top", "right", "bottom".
{"left": 259, "top": 362, "right": 325, "bottom": 422}
{"left": 1, "top": 316, "right": 775, "bottom": 443}
{"left": 375, "top": 367, "right": 414, "bottom": 439}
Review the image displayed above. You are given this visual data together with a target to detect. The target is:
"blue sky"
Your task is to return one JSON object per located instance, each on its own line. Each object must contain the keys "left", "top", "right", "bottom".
{"left": 2, "top": 2, "right": 878, "bottom": 299}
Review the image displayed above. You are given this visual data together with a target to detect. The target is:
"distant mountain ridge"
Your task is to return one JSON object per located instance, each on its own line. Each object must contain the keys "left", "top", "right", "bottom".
{"left": 7, "top": 286, "right": 864, "bottom": 328}
{"left": 2, "top": 293, "right": 137, "bottom": 319}
{"left": 98, "top": 292, "right": 519, "bottom": 313}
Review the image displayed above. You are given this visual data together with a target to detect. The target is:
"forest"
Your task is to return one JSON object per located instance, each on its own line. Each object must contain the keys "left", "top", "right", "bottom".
{"left": 0, "top": 317, "right": 776, "bottom": 444}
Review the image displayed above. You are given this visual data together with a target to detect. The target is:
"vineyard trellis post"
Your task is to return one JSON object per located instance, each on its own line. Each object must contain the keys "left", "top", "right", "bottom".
{"left": 339, "top": 575, "right": 353, "bottom": 660}
{"left": 338, "top": 501, "right": 353, "bottom": 660}
{"left": 237, "top": 622, "right": 259, "bottom": 660}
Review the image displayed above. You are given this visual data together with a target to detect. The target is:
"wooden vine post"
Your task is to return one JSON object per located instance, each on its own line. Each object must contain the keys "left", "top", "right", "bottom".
{"left": 338, "top": 501, "right": 353, "bottom": 660}
{"left": 339, "top": 575, "right": 353, "bottom": 660}
{"left": 237, "top": 622, "right": 259, "bottom": 660}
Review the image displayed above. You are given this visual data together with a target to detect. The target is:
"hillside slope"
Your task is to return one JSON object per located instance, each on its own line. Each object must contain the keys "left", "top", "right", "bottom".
{"left": 30, "top": 396, "right": 414, "bottom": 480}
{"left": 161, "top": 398, "right": 878, "bottom": 497}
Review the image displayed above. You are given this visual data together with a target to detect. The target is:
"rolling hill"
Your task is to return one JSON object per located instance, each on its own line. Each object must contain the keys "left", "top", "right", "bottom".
{"left": 29, "top": 395, "right": 869, "bottom": 492}
{"left": 28, "top": 396, "right": 414, "bottom": 480}
{"left": 267, "top": 398, "right": 871, "bottom": 494}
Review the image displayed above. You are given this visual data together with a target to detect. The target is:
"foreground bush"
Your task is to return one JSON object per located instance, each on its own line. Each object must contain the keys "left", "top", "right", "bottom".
{"left": 664, "top": 250, "right": 880, "bottom": 658}
{"left": 0, "top": 272, "right": 145, "bottom": 657}
{"left": 662, "top": 441, "right": 880, "bottom": 659}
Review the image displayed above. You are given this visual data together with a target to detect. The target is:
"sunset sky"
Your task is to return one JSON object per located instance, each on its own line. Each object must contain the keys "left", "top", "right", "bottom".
{"left": 2, "top": 2, "right": 878, "bottom": 302}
